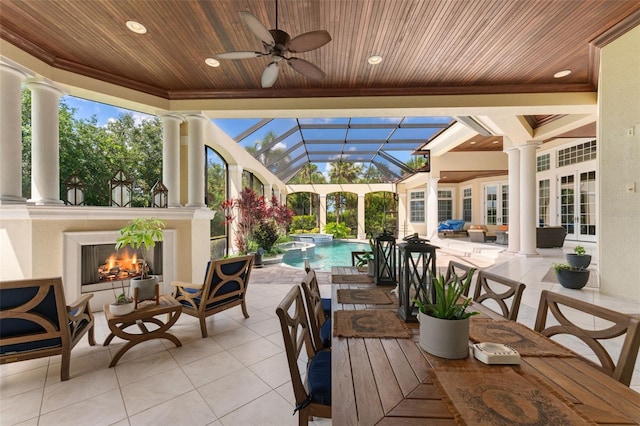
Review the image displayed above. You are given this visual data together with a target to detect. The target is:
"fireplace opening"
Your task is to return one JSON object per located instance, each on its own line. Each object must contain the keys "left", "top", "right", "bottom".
{"left": 80, "top": 243, "right": 163, "bottom": 293}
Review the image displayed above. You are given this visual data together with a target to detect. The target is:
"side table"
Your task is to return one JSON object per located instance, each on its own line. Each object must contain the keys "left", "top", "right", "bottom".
{"left": 103, "top": 294, "right": 182, "bottom": 367}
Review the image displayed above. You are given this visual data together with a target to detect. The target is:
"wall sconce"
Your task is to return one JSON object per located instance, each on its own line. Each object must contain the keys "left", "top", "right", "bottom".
{"left": 65, "top": 173, "right": 85, "bottom": 205}
{"left": 109, "top": 169, "right": 133, "bottom": 207}
{"left": 151, "top": 180, "right": 168, "bottom": 208}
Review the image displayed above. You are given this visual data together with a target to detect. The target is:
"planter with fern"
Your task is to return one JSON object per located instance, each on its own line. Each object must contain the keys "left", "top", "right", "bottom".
{"left": 415, "top": 274, "right": 478, "bottom": 359}
{"left": 565, "top": 245, "right": 591, "bottom": 270}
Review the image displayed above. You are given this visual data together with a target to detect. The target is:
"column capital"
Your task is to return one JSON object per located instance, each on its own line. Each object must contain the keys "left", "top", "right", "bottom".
{"left": 25, "top": 78, "right": 66, "bottom": 97}
{"left": 184, "top": 113, "right": 208, "bottom": 122}
{"left": 159, "top": 113, "right": 184, "bottom": 123}
{"left": 0, "top": 61, "right": 32, "bottom": 79}
{"left": 519, "top": 140, "right": 543, "bottom": 150}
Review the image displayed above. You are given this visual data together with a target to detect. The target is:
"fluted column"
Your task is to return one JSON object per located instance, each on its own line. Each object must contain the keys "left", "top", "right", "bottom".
{"left": 26, "top": 80, "right": 65, "bottom": 205}
{"left": 505, "top": 146, "right": 521, "bottom": 253}
{"left": 0, "top": 62, "right": 30, "bottom": 204}
{"left": 185, "top": 114, "right": 207, "bottom": 207}
{"left": 160, "top": 114, "right": 183, "bottom": 207}
{"left": 519, "top": 141, "right": 542, "bottom": 256}
{"left": 319, "top": 194, "right": 327, "bottom": 232}
{"left": 357, "top": 193, "right": 366, "bottom": 239}
{"left": 426, "top": 177, "right": 440, "bottom": 239}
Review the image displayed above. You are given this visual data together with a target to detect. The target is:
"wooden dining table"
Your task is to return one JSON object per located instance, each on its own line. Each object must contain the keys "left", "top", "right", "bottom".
{"left": 331, "top": 279, "right": 640, "bottom": 425}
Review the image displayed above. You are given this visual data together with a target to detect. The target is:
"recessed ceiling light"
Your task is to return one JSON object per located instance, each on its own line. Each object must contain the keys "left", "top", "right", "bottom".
{"left": 469, "top": 141, "right": 477, "bottom": 145}
{"left": 205, "top": 58, "right": 220, "bottom": 68}
{"left": 367, "top": 55, "right": 382, "bottom": 65}
{"left": 492, "top": 140, "right": 499, "bottom": 144}
{"left": 126, "top": 20, "right": 147, "bottom": 34}
{"left": 554, "top": 69, "right": 571, "bottom": 78}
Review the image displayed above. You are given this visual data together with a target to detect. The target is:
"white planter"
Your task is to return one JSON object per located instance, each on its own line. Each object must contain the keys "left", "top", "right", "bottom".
{"left": 367, "top": 259, "right": 375, "bottom": 277}
{"left": 110, "top": 302, "right": 134, "bottom": 316}
{"left": 131, "top": 276, "right": 159, "bottom": 301}
{"left": 418, "top": 312, "right": 470, "bottom": 359}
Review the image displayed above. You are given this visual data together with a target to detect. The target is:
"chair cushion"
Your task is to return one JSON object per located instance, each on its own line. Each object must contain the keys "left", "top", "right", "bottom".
{"left": 320, "top": 319, "right": 332, "bottom": 348}
{"left": 307, "top": 350, "right": 332, "bottom": 406}
{"left": 321, "top": 298, "right": 331, "bottom": 317}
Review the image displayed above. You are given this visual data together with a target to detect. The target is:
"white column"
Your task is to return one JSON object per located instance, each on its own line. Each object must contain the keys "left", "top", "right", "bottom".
{"left": 397, "top": 193, "right": 407, "bottom": 238}
{"left": 426, "top": 178, "right": 440, "bottom": 239}
{"left": 357, "top": 193, "right": 366, "bottom": 239}
{"left": 160, "top": 114, "right": 183, "bottom": 207}
{"left": 505, "top": 146, "right": 521, "bottom": 253}
{"left": 185, "top": 114, "right": 207, "bottom": 207}
{"left": 319, "top": 194, "right": 327, "bottom": 232}
{"left": 519, "top": 141, "right": 542, "bottom": 256}
{"left": 26, "top": 80, "right": 65, "bottom": 205}
{"left": 226, "top": 164, "right": 243, "bottom": 255}
{"left": 0, "top": 63, "right": 29, "bottom": 204}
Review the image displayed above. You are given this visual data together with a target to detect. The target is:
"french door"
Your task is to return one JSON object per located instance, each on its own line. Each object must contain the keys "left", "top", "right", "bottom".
{"left": 484, "top": 184, "right": 508, "bottom": 226}
{"left": 558, "top": 170, "right": 597, "bottom": 242}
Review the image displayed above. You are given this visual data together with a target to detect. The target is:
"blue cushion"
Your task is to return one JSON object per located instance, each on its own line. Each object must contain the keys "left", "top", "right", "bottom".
{"left": 307, "top": 350, "right": 331, "bottom": 406}
{"left": 320, "top": 319, "right": 332, "bottom": 348}
{"left": 321, "top": 298, "right": 331, "bottom": 317}
{"left": 446, "top": 220, "right": 465, "bottom": 231}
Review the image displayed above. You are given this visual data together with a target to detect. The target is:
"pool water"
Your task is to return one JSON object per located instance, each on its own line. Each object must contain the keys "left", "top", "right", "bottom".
{"left": 283, "top": 240, "right": 371, "bottom": 271}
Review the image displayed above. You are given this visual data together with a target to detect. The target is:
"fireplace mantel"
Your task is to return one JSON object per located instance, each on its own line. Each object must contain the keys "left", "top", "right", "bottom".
{"left": 0, "top": 205, "right": 215, "bottom": 299}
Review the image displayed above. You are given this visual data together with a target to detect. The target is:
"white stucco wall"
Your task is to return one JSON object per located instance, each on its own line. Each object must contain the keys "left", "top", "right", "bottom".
{"left": 598, "top": 25, "right": 640, "bottom": 301}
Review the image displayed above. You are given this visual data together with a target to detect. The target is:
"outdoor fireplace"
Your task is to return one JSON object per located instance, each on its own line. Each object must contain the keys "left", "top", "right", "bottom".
{"left": 80, "top": 243, "right": 163, "bottom": 293}
{"left": 63, "top": 229, "right": 176, "bottom": 311}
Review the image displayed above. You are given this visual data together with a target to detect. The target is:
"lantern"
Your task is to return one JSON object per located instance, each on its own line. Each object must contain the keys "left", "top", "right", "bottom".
{"left": 374, "top": 230, "right": 396, "bottom": 286}
{"left": 397, "top": 234, "right": 437, "bottom": 322}
{"left": 109, "top": 169, "right": 133, "bottom": 207}
{"left": 64, "top": 173, "right": 85, "bottom": 205}
{"left": 151, "top": 180, "right": 168, "bottom": 208}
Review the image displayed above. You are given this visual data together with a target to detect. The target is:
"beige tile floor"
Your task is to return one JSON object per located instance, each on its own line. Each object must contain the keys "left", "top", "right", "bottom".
{"left": 1, "top": 239, "right": 639, "bottom": 425}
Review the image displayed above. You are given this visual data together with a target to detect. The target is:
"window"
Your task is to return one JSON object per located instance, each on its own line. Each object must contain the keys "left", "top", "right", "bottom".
{"left": 537, "top": 153, "right": 550, "bottom": 172}
{"left": 462, "top": 188, "right": 472, "bottom": 222}
{"left": 437, "top": 189, "right": 453, "bottom": 222}
{"left": 206, "top": 147, "right": 228, "bottom": 259}
{"left": 409, "top": 191, "right": 425, "bottom": 222}
{"left": 538, "top": 179, "right": 550, "bottom": 226}
{"left": 557, "top": 140, "right": 597, "bottom": 168}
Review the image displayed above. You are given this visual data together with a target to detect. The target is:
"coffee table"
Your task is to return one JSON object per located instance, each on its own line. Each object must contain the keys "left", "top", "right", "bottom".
{"left": 103, "top": 294, "right": 182, "bottom": 367}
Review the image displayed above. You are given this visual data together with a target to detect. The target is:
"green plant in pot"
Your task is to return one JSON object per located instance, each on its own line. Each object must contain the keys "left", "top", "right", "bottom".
{"left": 110, "top": 280, "right": 134, "bottom": 316}
{"left": 566, "top": 245, "right": 591, "bottom": 270}
{"left": 115, "top": 217, "right": 165, "bottom": 303}
{"left": 414, "top": 273, "right": 478, "bottom": 359}
{"left": 553, "top": 262, "right": 590, "bottom": 290}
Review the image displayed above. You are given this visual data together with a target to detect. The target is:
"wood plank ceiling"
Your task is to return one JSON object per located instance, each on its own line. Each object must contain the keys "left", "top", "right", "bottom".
{"left": 2, "top": 0, "right": 639, "bottom": 99}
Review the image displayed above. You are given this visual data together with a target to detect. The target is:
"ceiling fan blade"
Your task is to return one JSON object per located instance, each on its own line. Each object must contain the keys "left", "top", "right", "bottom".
{"left": 287, "top": 58, "right": 326, "bottom": 80}
{"left": 239, "top": 11, "right": 275, "bottom": 47}
{"left": 261, "top": 62, "right": 280, "bottom": 88}
{"left": 288, "top": 30, "right": 332, "bottom": 53}
{"left": 214, "top": 51, "right": 262, "bottom": 60}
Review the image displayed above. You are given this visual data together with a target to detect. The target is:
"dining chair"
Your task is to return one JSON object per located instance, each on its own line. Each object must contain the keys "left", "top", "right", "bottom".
{"left": 300, "top": 268, "right": 331, "bottom": 350}
{"left": 276, "top": 285, "right": 331, "bottom": 425}
{"left": 304, "top": 260, "right": 331, "bottom": 318}
{"left": 444, "top": 260, "right": 477, "bottom": 297}
{"left": 534, "top": 290, "right": 640, "bottom": 387}
{"left": 473, "top": 271, "right": 526, "bottom": 321}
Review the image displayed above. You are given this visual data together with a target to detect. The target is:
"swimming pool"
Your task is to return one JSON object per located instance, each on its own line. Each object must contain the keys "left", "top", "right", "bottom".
{"left": 282, "top": 240, "right": 371, "bottom": 271}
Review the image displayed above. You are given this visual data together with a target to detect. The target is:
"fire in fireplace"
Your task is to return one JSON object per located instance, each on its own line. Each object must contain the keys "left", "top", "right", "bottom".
{"left": 81, "top": 243, "right": 163, "bottom": 292}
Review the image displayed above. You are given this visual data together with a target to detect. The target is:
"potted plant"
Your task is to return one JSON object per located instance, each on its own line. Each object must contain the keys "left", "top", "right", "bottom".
{"left": 109, "top": 281, "right": 134, "bottom": 316}
{"left": 115, "top": 217, "right": 165, "bottom": 302}
{"left": 553, "top": 263, "right": 590, "bottom": 289}
{"left": 566, "top": 245, "right": 591, "bottom": 270}
{"left": 356, "top": 252, "right": 375, "bottom": 276}
{"left": 414, "top": 274, "right": 478, "bottom": 359}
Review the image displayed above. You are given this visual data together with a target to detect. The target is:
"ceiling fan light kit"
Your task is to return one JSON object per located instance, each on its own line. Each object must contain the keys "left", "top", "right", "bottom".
{"left": 213, "top": 2, "right": 331, "bottom": 88}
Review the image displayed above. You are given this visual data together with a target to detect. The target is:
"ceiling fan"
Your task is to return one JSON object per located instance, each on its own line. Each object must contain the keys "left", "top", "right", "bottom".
{"left": 213, "top": 1, "right": 331, "bottom": 88}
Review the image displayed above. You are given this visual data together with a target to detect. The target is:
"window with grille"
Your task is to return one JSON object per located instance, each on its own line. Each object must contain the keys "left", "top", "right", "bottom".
{"left": 538, "top": 179, "right": 550, "bottom": 226}
{"left": 557, "top": 140, "right": 597, "bottom": 167}
{"left": 462, "top": 188, "right": 472, "bottom": 222}
{"left": 409, "top": 191, "right": 425, "bottom": 222}
{"left": 537, "top": 153, "right": 550, "bottom": 172}
{"left": 438, "top": 190, "right": 453, "bottom": 222}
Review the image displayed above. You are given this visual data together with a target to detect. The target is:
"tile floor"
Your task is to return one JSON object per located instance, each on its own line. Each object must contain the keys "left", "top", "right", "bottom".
{"left": 1, "top": 239, "right": 639, "bottom": 425}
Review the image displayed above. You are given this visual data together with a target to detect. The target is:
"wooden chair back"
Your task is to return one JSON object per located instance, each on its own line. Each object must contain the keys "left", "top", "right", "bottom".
{"left": 0, "top": 277, "right": 95, "bottom": 381}
{"left": 300, "top": 268, "right": 329, "bottom": 351}
{"left": 473, "top": 271, "right": 526, "bottom": 321}
{"left": 444, "top": 261, "right": 477, "bottom": 297}
{"left": 276, "top": 285, "right": 331, "bottom": 424}
{"left": 534, "top": 290, "right": 640, "bottom": 386}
